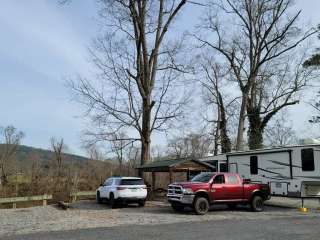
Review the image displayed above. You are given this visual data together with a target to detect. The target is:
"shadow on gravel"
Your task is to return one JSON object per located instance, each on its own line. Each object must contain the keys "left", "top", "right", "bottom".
{"left": 68, "top": 200, "right": 293, "bottom": 216}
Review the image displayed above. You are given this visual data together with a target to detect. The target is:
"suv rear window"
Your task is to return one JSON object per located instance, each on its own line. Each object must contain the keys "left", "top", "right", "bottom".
{"left": 120, "top": 179, "right": 144, "bottom": 185}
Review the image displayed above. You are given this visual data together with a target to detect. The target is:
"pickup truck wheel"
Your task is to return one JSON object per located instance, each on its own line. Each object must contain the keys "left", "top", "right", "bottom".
{"left": 109, "top": 193, "right": 116, "bottom": 209}
{"left": 194, "top": 197, "right": 209, "bottom": 215}
{"left": 251, "top": 195, "right": 264, "bottom": 212}
{"left": 96, "top": 191, "right": 102, "bottom": 204}
{"left": 171, "top": 204, "right": 184, "bottom": 212}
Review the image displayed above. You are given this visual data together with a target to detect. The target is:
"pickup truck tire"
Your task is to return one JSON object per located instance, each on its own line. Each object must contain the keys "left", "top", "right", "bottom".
{"left": 251, "top": 195, "right": 264, "bottom": 212}
{"left": 109, "top": 193, "right": 116, "bottom": 209}
{"left": 171, "top": 204, "right": 184, "bottom": 212}
{"left": 194, "top": 197, "right": 209, "bottom": 215}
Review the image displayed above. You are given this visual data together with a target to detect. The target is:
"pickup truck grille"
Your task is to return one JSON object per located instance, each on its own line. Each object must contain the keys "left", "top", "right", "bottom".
{"left": 167, "top": 185, "right": 183, "bottom": 195}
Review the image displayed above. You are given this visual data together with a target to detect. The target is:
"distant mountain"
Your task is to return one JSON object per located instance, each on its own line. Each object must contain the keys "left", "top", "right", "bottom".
{"left": 15, "top": 144, "right": 89, "bottom": 162}
{"left": 0, "top": 144, "right": 105, "bottom": 170}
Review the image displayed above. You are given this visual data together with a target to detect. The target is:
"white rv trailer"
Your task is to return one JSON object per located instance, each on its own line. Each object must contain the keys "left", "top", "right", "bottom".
{"left": 226, "top": 145, "right": 320, "bottom": 198}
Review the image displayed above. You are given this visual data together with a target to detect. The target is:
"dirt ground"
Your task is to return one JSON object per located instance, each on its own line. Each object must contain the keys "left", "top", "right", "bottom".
{"left": 1, "top": 200, "right": 319, "bottom": 237}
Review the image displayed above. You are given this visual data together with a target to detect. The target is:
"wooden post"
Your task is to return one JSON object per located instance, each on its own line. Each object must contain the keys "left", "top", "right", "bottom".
{"left": 187, "top": 169, "right": 190, "bottom": 181}
{"left": 12, "top": 203, "right": 16, "bottom": 209}
{"left": 150, "top": 172, "right": 156, "bottom": 200}
{"left": 169, "top": 168, "right": 173, "bottom": 183}
{"left": 151, "top": 172, "right": 156, "bottom": 191}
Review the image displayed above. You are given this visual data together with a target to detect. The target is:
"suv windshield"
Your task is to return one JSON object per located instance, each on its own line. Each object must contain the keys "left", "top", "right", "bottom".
{"left": 191, "top": 173, "right": 215, "bottom": 183}
{"left": 120, "top": 179, "right": 144, "bottom": 185}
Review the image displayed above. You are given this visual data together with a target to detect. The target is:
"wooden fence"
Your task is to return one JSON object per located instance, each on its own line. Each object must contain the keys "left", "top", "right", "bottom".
{"left": 69, "top": 191, "right": 96, "bottom": 202}
{"left": 0, "top": 194, "right": 52, "bottom": 208}
{"left": 0, "top": 191, "right": 96, "bottom": 209}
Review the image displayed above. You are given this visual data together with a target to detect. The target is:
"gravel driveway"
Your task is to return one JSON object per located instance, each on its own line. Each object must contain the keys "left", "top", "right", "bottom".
{"left": 0, "top": 200, "right": 318, "bottom": 237}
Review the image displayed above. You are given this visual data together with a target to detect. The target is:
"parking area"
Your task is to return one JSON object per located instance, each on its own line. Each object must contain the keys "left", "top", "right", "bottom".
{"left": 1, "top": 200, "right": 320, "bottom": 237}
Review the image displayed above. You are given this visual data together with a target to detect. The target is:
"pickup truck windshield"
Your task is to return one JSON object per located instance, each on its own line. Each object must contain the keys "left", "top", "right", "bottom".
{"left": 191, "top": 173, "right": 215, "bottom": 183}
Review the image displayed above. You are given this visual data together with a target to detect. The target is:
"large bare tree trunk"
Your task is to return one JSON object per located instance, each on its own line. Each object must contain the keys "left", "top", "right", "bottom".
{"left": 236, "top": 95, "right": 247, "bottom": 151}
{"left": 140, "top": 97, "right": 151, "bottom": 177}
{"left": 219, "top": 97, "right": 231, "bottom": 153}
{"left": 247, "top": 108, "right": 263, "bottom": 149}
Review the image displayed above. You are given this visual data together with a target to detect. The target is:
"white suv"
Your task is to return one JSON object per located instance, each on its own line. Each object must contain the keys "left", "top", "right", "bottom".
{"left": 96, "top": 177, "right": 147, "bottom": 208}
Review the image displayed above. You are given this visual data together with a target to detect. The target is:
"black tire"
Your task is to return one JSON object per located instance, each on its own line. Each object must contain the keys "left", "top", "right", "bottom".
{"left": 109, "top": 193, "right": 116, "bottom": 209}
{"left": 193, "top": 197, "right": 210, "bottom": 215}
{"left": 227, "top": 203, "right": 237, "bottom": 210}
{"left": 251, "top": 195, "right": 264, "bottom": 212}
{"left": 171, "top": 204, "right": 184, "bottom": 212}
{"left": 96, "top": 191, "right": 102, "bottom": 204}
{"left": 138, "top": 200, "right": 146, "bottom": 207}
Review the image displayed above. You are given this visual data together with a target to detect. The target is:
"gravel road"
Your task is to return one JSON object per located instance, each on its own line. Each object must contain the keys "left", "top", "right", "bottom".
{"left": 3, "top": 216, "right": 320, "bottom": 240}
{"left": 0, "top": 200, "right": 319, "bottom": 238}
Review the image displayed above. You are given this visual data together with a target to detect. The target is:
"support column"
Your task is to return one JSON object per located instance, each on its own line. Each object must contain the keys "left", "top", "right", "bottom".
{"left": 151, "top": 172, "right": 156, "bottom": 200}
{"left": 169, "top": 168, "right": 173, "bottom": 183}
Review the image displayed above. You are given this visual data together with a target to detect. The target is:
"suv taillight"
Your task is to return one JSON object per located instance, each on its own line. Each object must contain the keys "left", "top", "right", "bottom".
{"left": 117, "top": 186, "right": 127, "bottom": 190}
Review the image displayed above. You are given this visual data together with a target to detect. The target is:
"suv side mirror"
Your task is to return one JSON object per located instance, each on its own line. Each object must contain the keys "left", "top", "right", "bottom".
{"left": 100, "top": 183, "right": 104, "bottom": 187}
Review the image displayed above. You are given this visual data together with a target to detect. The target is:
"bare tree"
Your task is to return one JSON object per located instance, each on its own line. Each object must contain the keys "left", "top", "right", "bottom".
{"left": 303, "top": 26, "right": 320, "bottom": 123}
{"left": 196, "top": 0, "right": 318, "bottom": 150}
{"left": 109, "top": 132, "right": 132, "bottom": 174}
{"left": 264, "top": 111, "right": 298, "bottom": 147}
{"left": 200, "top": 56, "right": 239, "bottom": 154}
{"left": 0, "top": 126, "right": 24, "bottom": 186}
{"left": 86, "top": 144, "right": 104, "bottom": 162}
{"left": 168, "top": 131, "right": 211, "bottom": 158}
{"left": 69, "top": 0, "right": 190, "bottom": 176}
{"left": 50, "top": 138, "right": 67, "bottom": 177}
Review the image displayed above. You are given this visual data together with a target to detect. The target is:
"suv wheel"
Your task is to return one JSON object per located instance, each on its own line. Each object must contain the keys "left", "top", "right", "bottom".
{"left": 109, "top": 193, "right": 116, "bottom": 209}
{"left": 251, "top": 195, "right": 264, "bottom": 212}
{"left": 138, "top": 200, "right": 146, "bottom": 207}
{"left": 193, "top": 197, "right": 209, "bottom": 215}
{"left": 96, "top": 191, "right": 102, "bottom": 204}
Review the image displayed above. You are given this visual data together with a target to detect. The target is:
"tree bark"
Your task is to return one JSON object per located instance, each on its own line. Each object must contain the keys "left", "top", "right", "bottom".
{"left": 247, "top": 107, "right": 263, "bottom": 150}
{"left": 139, "top": 97, "right": 151, "bottom": 177}
{"left": 236, "top": 95, "right": 247, "bottom": 151}
{"left": 219, "top": 102, "right": 231, "bottom": 153}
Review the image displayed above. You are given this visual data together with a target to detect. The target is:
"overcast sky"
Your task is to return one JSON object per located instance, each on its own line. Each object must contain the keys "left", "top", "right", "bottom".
{"left": 0, "top": 0, "right": 320, "bottom": 156}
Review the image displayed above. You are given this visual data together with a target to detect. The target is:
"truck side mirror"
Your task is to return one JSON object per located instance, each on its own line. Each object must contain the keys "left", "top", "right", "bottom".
{"left": 243, "top": 179, "right": 251, "bottom": 184}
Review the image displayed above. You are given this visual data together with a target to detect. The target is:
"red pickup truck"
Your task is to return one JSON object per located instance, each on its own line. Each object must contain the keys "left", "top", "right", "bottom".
{"left": 167, "top": 172, "right": 270, "bottom": 215}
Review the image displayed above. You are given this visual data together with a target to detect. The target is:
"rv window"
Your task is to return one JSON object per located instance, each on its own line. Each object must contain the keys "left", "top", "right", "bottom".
{"left": 250, "top": 156, "right": 258, "bottom": 175}
{"left": 301, "top": 148, "right": 315, "bottom": 171}
{"left": 219, "top": 163, "right": 227, "bottom": 172}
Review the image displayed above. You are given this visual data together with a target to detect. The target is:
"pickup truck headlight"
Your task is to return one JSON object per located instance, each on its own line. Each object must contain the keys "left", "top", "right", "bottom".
{"left": 182, "top": 188, "right": 194, "bottom": 194}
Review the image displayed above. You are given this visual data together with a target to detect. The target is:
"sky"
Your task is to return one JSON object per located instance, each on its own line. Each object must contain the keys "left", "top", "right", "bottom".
{"left": 0, "top": 0, "right": 320, "bottom": 157}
